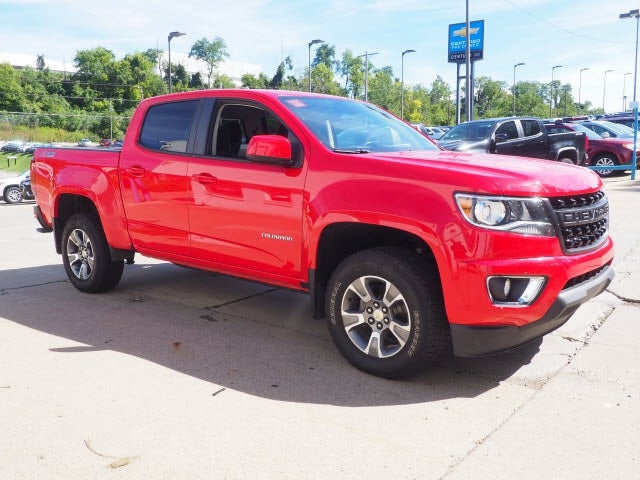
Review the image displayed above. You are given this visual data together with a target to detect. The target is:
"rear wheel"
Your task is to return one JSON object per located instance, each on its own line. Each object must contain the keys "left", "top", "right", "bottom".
{"left": 3, "top": 186, "right": 23, "bottom": 204}
{"left": 325, "top": 247, "right": 450, "bottom": 379}
{"left": 593, "top": 153, "right": 618, "bottom": 177}
{"left": 61, "top": 213, "right": 124, "bottom": 292}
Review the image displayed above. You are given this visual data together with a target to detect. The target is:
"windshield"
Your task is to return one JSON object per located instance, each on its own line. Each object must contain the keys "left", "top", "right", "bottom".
{"left": 569, "top": 123, "right": 603, "bottom": 140}
{"left": 438, "top": 121, "right": 497, "bottom": 141}
{"left": 278, "top": 95, "right": 439, "bottom": 153}
{"left": 599, "top": 121, "right": 635, "bottom": 135}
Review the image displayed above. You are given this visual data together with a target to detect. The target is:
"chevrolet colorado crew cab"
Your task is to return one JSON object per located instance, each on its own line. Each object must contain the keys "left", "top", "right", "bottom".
{"left": 31, "top": 90, "right": 614, "bottom": 379}
{"left": 437, "top": 116, "right": 587, "bottom": 165}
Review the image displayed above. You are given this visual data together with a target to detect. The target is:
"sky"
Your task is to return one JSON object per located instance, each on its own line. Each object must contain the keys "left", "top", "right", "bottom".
{"left": 1, "top": 0, "right": 640, "bottom": 114}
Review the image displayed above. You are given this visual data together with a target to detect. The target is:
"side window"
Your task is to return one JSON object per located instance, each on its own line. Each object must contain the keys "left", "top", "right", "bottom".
{"left": 212, "top": 103, "right": 289, "bottom": 159}
{"left": 521, "top": 120, "right": 541, "bottom": 137}
{"left": 495, "top": 121, "right": 519, "bottom": 140}
{"left": 139, "top": 100, "right": 199, "bottom": 153}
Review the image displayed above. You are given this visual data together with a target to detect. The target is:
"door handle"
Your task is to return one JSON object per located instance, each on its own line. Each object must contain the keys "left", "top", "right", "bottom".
{"left": 193, "top": 173, "right": 217, "bottom": 184}
{"left": 128, "top": 166, "right": 145, "bottom": 176}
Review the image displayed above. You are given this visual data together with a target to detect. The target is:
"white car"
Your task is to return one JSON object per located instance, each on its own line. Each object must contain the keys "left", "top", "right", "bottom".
{"left": 1, "top": 170, "right": 31, "bottom": 204}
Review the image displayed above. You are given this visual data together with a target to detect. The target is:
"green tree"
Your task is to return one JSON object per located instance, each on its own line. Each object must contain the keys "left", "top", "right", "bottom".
{"left": 368, "top": 66, "right": 398, "bottom": 112}
{"left": 188, "top": 37, "right": 229, "bottom": 88}
{"left": 338, "top": 50, "right": 364, "bottom": 98}
{"left": 515, "top": 81, "right": 551, "bottom": 117}
{"left": 163, "top": 63, "right": 189, "bottom": 92}
{"left": 0, "top": 63, "right": 28, "bottom": 111}
{"left": 143, "top": 48, "right": 164, "bottom": 78}
{"left": 311, "top": 63, "right": 341, "bottom": 94}
{"left": 313, "top": 44, "right": 336, "bottom": 70}
{"left": 241, "top": 73, "right": 270, "bottom": 89}
{"left": 269, "top": 56, "right": 294, "bottom": 89}
{"left": 473, "top": 76, "right": 511, "bottom": 118}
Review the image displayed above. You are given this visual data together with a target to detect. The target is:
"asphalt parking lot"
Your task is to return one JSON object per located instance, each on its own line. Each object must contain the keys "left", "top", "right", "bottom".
{"left": 1, "top": 172, "right": 638, "bottom": 479}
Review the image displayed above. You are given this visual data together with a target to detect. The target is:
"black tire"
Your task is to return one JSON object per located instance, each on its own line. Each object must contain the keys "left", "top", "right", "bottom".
{"left": 592, "top": 153, "right": 618, "bottom": 177}
{"left": 61, "top": 213, "right": 124, "bottom": 293}
{"left": 325, "top": 247, "right": 450, "bottom": 379}
{"left": 3, "top": 186, "right": 23, "bottom": 204}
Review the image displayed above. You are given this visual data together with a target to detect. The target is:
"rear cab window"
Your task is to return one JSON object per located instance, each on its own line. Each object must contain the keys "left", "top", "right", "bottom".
{"left": 138, "top": 100, "right": 199, "bottom": 153}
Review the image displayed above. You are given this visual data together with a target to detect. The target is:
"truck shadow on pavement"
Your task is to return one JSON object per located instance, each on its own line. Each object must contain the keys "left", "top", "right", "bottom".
{"left": 0, "top": 261, "right": 542, "bottom": 407}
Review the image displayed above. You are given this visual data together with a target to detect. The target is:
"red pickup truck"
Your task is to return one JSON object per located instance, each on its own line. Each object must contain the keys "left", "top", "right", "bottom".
{"left": 31, "top": 90, "right": 615, "bottom": 378}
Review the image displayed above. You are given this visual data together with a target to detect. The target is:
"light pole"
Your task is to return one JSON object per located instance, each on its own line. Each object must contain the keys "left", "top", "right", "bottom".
{"left": 578, "top": 67, "right": 589, "bottom": 114}
{"left": 401, "top": 49, "right": 416, "bottom": 120}
{"left": 603, "top": 69, "right": 613, "bottom": 113}
{"left": 512, "top": 62, "right": 524, "bottom": 116}
{"left": 168, "top": 31, "right": 186, "bottom": 93}
{"left": 550, "top": 65, "right": 563, "bottom": 117}
{"left": 620, "top": 9, "right": 639, "bottom": 181}
{"left": 358, "top": 51, "right": 378, "bottom": 102}
{"left": 620, "top": 9, "right": 640, "bottom": 104}
{"left": 624, "top": 71, "right": 632, "bottom": 111}
{"left": 308, "top": 39, "right": 324, "bottom": 93}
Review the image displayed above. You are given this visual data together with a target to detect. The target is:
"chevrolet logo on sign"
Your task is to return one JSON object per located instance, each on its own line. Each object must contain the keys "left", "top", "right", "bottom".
{"left": 452, "top": 27, "right": 480, "bottom": 38}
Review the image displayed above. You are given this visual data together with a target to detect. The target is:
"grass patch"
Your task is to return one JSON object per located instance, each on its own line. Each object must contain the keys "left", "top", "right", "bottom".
{"left": 1, "top": 153, "right": 32, "bottom": 173}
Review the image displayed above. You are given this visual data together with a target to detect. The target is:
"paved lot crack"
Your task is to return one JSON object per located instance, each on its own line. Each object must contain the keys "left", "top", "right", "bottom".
{"left": 607, "top": 288, "right": 640, "bottom": 305}
{"left": 0, "top": 279, "right": 67, "bottom": 293}
{"left": 204, "top": 288, "right": 279, "bottom": 309}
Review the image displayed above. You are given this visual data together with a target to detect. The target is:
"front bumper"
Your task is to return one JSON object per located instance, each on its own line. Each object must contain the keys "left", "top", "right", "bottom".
{"left": 450, "top": 263, "right": 614, "bottom": 356}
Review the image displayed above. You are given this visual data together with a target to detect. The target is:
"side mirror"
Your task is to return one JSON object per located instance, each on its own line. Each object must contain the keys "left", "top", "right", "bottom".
{"left": 600, "top": 131, "right": 610, "bottom": 139}
{"left": 494, "top": 133, "right": 508, "bottom": 144}
{"left": 246, "top": 135, "right": 293, "bottom": 166}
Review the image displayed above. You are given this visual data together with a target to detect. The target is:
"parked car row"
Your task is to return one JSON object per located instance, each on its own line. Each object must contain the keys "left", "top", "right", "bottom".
{"left": 0, "top": 170, "right": 34, "bottom": 204}
{"left": 434, "top": 114, "right": 638, "bottom": 178}
{"left": 411, "top": 124, "right": 448, "bottom": 140}
{"left": 1, "top": 139, "right": 123, "bottom": 154}
{"left": 544, "top": 120, "right": 639, "bottom": 177}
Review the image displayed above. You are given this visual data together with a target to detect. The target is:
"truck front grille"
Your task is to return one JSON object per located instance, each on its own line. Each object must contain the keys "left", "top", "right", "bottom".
{"left": 548, "top": 191, "right": 609, "bottom": 253}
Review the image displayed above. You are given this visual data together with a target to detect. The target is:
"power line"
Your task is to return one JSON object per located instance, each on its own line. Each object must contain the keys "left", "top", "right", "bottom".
{"left": 503, "top": 0, "right": 627, "bottom": 45}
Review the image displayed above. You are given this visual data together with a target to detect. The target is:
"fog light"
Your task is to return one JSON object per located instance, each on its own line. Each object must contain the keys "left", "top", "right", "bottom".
{"left": 487, "top": 276, "right": 546, "bottom": 306}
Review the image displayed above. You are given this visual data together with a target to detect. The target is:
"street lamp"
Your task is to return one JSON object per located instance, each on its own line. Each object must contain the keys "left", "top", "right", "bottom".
{"left": 624, "top": 71, "right": 632, "bottom": 111}
{"left": 620, "top": 9, "right": 639, "bottom": 181}
{"left": 578, "top": 67, "right": 589, "bottom": 114}
{"left": 308, "top": 39, "right": 325, "bottom": 93}
{"left": 603, "top": 69, "right": 613, "bottom": 113}
{"left": 550, "top": 65, "right": 563, "bottom": 117}
{"left": 401, "top": 49, "right": 416, "bottom": 120}
{"left": 168, "top": 31, "right": 186, "bottom": 93}
{"left": 620, "top": 9, "right": 640, "bottom": 103}
{"left": 512, "top": 62, "right": 525, "bottom": 116}
{"left": 358, "top": 51, "right": 378, "bottom": 102}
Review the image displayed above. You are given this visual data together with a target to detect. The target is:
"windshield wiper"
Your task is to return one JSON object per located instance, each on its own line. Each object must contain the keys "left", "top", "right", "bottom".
{"left": 333, "top": 148, "right": 370, "bottom": 154}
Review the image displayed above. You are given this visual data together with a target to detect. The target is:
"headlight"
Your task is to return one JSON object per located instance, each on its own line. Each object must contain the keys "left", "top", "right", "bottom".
{"left": 622, "top": 143, "right": 639, "bottom": 151}
{"left": 455, "top": 193, "right": 555, "bottom": 236}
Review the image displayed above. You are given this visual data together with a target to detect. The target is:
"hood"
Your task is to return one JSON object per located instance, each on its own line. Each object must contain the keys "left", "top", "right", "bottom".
{"left": 362, "top": 149, "right": 603, "bottom": 197}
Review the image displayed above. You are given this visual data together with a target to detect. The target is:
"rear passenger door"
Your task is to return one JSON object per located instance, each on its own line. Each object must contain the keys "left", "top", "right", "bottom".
{"left": 119, "top": 100, "right": 196, "bottom": 257}
{"left": 518, "top": 119, "right": 548, "bottom": 159}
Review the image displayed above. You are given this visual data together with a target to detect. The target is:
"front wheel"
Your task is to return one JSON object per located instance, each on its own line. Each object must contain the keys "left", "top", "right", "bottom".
{"left": 325, "top": 247, "right": 450, "bottom": 379}
{"left": 3, "top": 186, "right": 23, "bottom": 204}
{"left": 61, "top": 213, "right": 124, "bottom": 293}
{"left": 559, "top": 157, "right": 575, "bottom": 165}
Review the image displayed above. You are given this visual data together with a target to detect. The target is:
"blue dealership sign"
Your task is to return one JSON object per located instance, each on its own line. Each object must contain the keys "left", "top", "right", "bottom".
{"left": 448, "top": 20, "right": 485, "bottom": 63}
